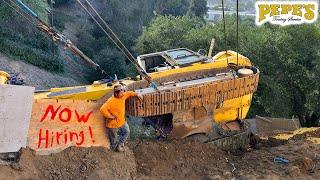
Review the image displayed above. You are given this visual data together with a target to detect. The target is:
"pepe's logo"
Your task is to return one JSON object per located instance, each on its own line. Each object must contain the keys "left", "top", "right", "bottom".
{"left": 256, "top": 1, "right": 318, "bottom": 26}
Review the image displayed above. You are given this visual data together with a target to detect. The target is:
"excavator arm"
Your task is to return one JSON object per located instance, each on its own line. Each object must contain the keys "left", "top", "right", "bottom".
{"left": 11, "top": 0, "right": 100, "bottom": 71}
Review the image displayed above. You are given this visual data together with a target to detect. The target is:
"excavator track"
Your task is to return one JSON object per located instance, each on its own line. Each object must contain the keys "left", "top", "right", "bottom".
{"left": 186, "top": 121, "right": 250, "bottom": 151}
{"left": 126, "top": 67, "right": 259, "bottom": 117}
{"left": 208, "top": 131, "right": 249, "bottom": 151}
{"left": 208, "top": 123, "right": 250, "bottom": 151}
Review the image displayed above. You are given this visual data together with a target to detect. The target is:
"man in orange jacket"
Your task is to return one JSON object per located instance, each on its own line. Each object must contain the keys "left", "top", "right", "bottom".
{"left": 100, "top": 84, "right": 142, "bottom": 152}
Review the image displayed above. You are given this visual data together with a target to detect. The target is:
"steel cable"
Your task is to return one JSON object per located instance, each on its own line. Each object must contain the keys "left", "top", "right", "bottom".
{"left": 221, "top": 0, "right": 229, "bottom": 65}
{"left": 236, "top": 0, "right": 239, "bottom": 66}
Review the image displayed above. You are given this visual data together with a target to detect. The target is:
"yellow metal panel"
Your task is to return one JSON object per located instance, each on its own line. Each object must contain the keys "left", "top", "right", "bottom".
{"left": 0, "top": 71, "right": 10, "bottom": 84}
{"left": 149, "top": 53, "right": 252, "bottom": 80}
{"left": 213, "top": 94, "right": 253, "bottom": 123}
{"left": 34, "top": 80, "right": 135, "bottom": 100}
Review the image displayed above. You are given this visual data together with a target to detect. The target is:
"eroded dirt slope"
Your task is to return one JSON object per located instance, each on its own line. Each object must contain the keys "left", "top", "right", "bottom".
{"left": 0, "top": 129, "right": 319, "bottom": 180}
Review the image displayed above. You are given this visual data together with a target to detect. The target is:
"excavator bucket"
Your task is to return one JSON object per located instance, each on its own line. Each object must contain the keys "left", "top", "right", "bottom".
{"left": 248, "top": 116, "right": 301, "bottom": 136}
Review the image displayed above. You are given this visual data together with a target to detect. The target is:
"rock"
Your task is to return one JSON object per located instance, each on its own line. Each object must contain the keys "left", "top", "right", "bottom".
{"left": 301, "top": 157, "right": 314, "bottom": 171}
{"left": 288, "top": 166, "right": 301, "bottom": 177}
{"left": 0, "top": 159, "right": 10, "bottom": 166}
{"left": 213, "top": 175, "right": 222, "bottom": 180}
{"left": 204, "top": 175, "right": 222, "bottom": 180}
{"left": 223, "top": 171, "right": 232, "bottom": 178}
{"left": 10, "top": 163, "right": 22, "bottom": 171}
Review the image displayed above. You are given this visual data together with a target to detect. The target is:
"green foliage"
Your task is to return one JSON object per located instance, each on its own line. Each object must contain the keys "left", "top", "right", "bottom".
{"left": 52, "top": 9, "right": 74, "bottom": 31}
{"left": 187, "top": 0, "right": 208, "bottom": 18}
{"left": 153, "top": 0, "right": 207, "bottom": 17}
{"left": 216, "top": 18, "right": 320, "bottom": 118}
{"left": 0, "top": 38, "right": 63, "bottom": 72}
{"left": 24, "top": 0, "right": 49, "bottom": 24}
{"left": 129, "top": 124, "right": 156, "bottom": 140}
{"left": 135, "top": 16, "right": 210, "bottom": 53}
{"left": 93, "top": 48, "right": 127, "bottom": 79}
{"left": 53, "top": 0, "right": 73, "bottom": 7}
{"left": 183, "top": 24, "right": 216, "bottom": 51}
{"left": 153, "top": 0, "right": 190, "bottom": 16}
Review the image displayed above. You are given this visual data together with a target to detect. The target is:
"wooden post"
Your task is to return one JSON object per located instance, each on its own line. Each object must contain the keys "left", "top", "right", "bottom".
{"left": 208, "top": 38, "right": 216, "bottom": 58}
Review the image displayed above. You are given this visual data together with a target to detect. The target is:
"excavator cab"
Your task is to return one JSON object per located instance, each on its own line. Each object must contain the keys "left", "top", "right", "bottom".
{"left": 137, "top": 48, "right": 207, "bottom": 73}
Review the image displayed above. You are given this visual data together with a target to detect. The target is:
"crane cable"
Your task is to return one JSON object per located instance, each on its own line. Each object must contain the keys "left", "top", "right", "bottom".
{"left": 221, "top": 0, "right": 228, "bottom": 66}
{"left": 75, "top": 0, "right": 152, "bottom": 83}
{"left": 236, "top": 0, "right": 239, "bottom": 66}
{"left": 221, "top": 0, "right": 240, "bottom": 67}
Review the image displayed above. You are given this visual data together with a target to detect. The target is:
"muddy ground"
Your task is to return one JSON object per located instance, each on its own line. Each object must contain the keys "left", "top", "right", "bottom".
{"left": 0, "top": 129, "right": 319, "bottom": 180}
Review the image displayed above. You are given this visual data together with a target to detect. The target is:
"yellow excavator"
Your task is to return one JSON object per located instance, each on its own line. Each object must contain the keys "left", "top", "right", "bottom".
{"left": 0, "top": 0, "right": 259, "bottom": 150}
{"left": 1, "top": 49, "right": 259, "bottom": 150}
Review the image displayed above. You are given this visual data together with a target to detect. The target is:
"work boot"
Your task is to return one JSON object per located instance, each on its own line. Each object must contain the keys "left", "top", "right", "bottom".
{"left": 116, "top": 144, "right": 125, "bottom": 152}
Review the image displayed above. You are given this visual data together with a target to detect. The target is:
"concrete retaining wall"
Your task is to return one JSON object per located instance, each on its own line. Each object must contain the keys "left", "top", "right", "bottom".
{"left": 0, "top": 85, "right": 34, "bottom": 153}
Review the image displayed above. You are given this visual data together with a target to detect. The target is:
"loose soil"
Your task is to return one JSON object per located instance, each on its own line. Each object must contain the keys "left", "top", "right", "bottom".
{"left": 0, "top": 130, "right": 319, "bottom": 180}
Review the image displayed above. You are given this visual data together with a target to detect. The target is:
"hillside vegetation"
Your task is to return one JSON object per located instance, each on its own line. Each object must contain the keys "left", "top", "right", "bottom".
{"left": 0, "top": 0, "right": 64, "bottom": 72}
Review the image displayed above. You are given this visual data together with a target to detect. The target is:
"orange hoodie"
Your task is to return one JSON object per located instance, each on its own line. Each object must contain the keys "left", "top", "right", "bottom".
{"left": 100, "top": 91, "right": 137, "bottom": 128}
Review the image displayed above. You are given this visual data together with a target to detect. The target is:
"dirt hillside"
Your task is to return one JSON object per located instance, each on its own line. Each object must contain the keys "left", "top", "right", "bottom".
{"left": 0, "top": 2, "right": 102, "bottom": 90}
{"left": 0, "top": 129, "right": 319, "bottom": 180}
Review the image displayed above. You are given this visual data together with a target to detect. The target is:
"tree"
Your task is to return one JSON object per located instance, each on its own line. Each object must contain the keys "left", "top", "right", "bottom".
{"left": 53, "top": 0, "right": 73, "bottom": 7}
{"left": 135, "top": 15, "right": 211, "bottom": 54}
{"left": 187, "top": 0, "right": 208, "bottom": 18}
{"left": 88, "top": 48, "right": 127, "bottom": 82}
{"left": 153, "top": 0, "right": 190, "bottom": 16}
